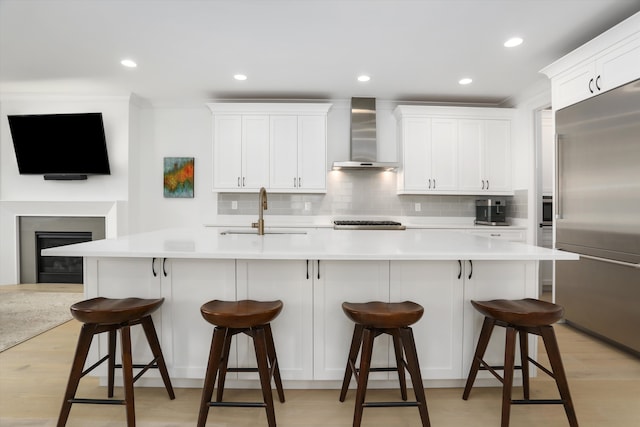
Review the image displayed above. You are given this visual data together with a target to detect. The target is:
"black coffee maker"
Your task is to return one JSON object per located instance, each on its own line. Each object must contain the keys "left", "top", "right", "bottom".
{"left": 475, "top": 199, "right": 508, "bottom": 225}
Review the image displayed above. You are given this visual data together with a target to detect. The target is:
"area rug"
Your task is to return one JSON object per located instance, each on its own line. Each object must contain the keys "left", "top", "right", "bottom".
{"left": 0, "top": 291, "right": 83, "bottom": 352}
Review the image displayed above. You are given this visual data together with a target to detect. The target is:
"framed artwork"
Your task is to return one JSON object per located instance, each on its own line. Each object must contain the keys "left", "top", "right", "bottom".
{"left": 164, "top": 157, "right": 194, "bottom": 198}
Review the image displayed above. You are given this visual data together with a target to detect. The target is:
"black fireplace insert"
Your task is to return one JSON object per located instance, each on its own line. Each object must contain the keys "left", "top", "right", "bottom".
{"left": 35, "top": 231, "right": 91, "bottom": 283}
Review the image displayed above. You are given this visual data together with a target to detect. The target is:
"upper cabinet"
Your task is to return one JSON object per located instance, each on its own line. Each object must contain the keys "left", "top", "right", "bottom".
{"left": 270, "top": 114, "right": 327, "bottom": 192}
{"left": 397, "top": 117, "right": 458, "bottom": 192}
{"left": 541, "top": 12, "right": 640, "bottom": 110}
{"left": 395, "top": 106, "right": 514, "bottom": 196}
{"left": 213, "top": 114, "right": 269, "bottom": 190}
{"left": 458, "top": 118, "right": 512, "bottom": 194}
{"left": 207, "top": 103, "right": 331, "bottom": 193}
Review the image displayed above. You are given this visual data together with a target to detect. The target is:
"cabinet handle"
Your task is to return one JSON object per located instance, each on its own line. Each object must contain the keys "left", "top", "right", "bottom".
{"left": 298, "top": 177, "right": 301, "bottom": 187}
{"left": 306, "top": 260, "right": 309, "bottom": 279}
{"left": 588, "top": 78, "right": 594, "bottom": 93}
{"left": 481, "top": 180, "right": 485, "bottom": 189}
{"left": 162, "top": 258, "right": 168, "bottom": 277}
{"left": 486, "top": 180, "right": 489, "bottom": 190}
{"left": 237, "top": 177, "right": 240, "bottom": 187}
{"left": 490, "top": 233, "right": 501, "bottom": 237}
{"left": 152, "top": 258, "right": 157, "bottom": 277}
{"left": 468, "top": 260, "right": 473, "bottom": 280}
{"left": 433, "top": 179, "right": 436, "bottom": 189}
{"left": 317, "top": 260, "right": 320, "bottom": 279}
{"left": 242, "top": 177, "right": 245, "bottom": 187}
{"left": 458, "top": 260, "right": 462, "bottom": 279}
{"left": 294, "top": 177, "right": 297, "bottom": 187}
{"left": 595, "top": 75, "right": 601, "bottom": 91}
{"left": 428, "top": 179, "right": 431, "bottom": 189}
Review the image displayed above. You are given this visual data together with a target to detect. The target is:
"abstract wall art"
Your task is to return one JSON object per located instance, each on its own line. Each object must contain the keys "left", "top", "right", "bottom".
{"left": 164, "top": 157, "right": 194, "bottom": 198}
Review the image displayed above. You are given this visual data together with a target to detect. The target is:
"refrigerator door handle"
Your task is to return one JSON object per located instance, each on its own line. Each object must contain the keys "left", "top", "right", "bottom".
{"left": 577, "top": 253, "right": 640, "bottom": 269}
{"left": 555, "top": 133, "right": 563, "bottom": 219}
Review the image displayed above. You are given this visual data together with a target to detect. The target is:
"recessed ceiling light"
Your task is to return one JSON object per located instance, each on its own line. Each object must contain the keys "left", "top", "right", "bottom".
{"left": 504, "top": 37, "right": 523, "bottom": 48}
{"left": 459, "top": 78, "right": 473, "bottom": 85}
{"left": 120, "top": 59, "right": 137, "bottom": 68}
{"left": 357, "top": 75, "right": 371, "bottom": 82}
{"left": 234, "top": 74, "right": 247, "bottom": 81}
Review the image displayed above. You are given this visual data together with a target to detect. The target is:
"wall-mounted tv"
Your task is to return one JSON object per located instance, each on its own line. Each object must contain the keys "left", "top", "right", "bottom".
{"left": 8, "top": 112, "right": 111, "bottom": 180}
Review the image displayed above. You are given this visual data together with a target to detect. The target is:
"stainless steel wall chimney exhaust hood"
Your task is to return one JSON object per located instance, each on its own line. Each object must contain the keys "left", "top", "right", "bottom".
{"left": 332, "top": 97, "right": 399, "bottom": 171}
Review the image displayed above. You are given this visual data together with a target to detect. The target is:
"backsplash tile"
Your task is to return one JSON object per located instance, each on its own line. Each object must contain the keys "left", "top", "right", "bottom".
{"left": 218, "top": 172, "right": 523, "bottom": 219}
{"left": 510, "top": 189, "right": 528, "bottom": 219}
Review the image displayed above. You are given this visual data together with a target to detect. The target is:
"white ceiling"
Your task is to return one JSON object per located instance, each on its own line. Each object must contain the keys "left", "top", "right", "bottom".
{"left": 1, "top": 0, "right": 639, "bottom": 105}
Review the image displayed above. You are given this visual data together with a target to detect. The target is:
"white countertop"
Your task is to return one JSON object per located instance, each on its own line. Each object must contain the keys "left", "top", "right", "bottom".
{"left": 43, "top": 227, "right": 577, "bottom": 261}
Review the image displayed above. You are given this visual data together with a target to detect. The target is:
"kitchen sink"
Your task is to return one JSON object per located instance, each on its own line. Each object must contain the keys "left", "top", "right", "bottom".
{"left": 219, "top": 228, "right": 307, "bottom": 235}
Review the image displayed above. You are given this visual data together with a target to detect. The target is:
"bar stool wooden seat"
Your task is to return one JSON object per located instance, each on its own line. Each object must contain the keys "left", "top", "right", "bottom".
{"left": 339, "top": 301, "right": 430, "bottom": 427}
{"left": 198, "top": 299, "right": 285, "bottom": 427}
{"left": 462, "top": 298, "right": 578, "bottom": 427}
{"left": 57, "top": 297, "right": 175, "bottom": 427}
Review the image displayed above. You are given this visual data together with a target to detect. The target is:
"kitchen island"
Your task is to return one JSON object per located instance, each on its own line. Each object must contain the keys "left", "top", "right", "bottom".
{"left": 44, "top": 227, "right": 578, "bottom": 389}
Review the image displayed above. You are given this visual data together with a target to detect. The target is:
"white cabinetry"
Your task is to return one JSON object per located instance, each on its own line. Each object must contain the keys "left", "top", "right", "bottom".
{"left": 85, "top": 257, "right": 236, "bottom": 379}
{"left": 397, "top": 116, "right": 458, "bottom": 193}
{"left": 462, "top": 261, "right": 537, "bottom": 378}
{"left": 212, "top": 115, "right": 269, "bottom": 191}
{"left": 313, "top": 261, "right": 390, "bottom": 380}
{"left": 394, "top": 106, "right": 514, "bottom": 195}
{"left": 541, "top": 13, "right": 640, "bottom": 110}
{"left": 84, "top": 255, "right": 537, "bottom": 386}
{"left": 208, "top": 103, "right": 331, "bottom": 193}
{"left": 85, "top": 257, "right": 163, "bottom": 372}
{"left": 458, "top": 119, "right": 512, "bottom": 194}
{"left": 270, "top": 114, "right": 327, "bottom": 192}
{"left": 390, "top": 261, "right": 464, "bottom": 379}
{"left": 236, "top": 260, "right": 314, "bottom": 380}
{"left": 314, "top": 260, "right": 512, "bottom": 382}
{"left": 163, "top": 259, "right": 236, "bottom": 378}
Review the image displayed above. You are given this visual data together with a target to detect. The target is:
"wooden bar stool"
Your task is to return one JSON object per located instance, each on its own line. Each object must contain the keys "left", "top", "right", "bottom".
{"left": 462, "top": 298, "right": 578, "bottom": 427}
{"left": 57, "top": 297, "right": 175, "bottom": 427}
{"left": 339, "top": 301, "right": 430, "bottom": 427}
{"left": 198, "top": 299, "right": 285, "bottom": 427}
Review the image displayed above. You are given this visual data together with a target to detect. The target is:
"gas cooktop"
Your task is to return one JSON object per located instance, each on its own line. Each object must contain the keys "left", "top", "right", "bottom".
{"left": 333, "top": 220, "right": 406, "bottom": 230}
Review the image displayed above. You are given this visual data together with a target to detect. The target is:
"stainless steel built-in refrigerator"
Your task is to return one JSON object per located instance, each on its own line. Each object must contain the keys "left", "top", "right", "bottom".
{"left": 554, "top": 78, "right": 640, "bottom": 355}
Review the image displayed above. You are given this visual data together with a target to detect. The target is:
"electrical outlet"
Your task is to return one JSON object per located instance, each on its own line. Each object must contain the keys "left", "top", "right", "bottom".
{"left": 304, "top": 202, "right": 312, "bottom": 211}
{"left": 415, "top": 203, "right": 421, "bottom": 212}
{"left": 231, "top": 201, "right": 238, "bottom": 210}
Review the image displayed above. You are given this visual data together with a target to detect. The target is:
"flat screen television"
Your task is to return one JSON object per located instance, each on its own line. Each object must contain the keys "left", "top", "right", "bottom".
{"left": 7, "top": 112, "right": 111, "bottom": 180}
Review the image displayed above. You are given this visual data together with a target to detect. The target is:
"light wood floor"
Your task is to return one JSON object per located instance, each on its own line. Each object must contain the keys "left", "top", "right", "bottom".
{"left": 1, "top": 286, "right": 639, "bottom": 426}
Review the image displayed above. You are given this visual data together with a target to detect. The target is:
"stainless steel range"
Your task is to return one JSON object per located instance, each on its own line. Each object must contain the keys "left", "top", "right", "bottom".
{"left": 333, "top": 220, "right": 406, "bottom": 230}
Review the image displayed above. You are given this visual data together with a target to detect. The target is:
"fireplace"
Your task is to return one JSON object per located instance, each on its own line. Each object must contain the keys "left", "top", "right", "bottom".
{"left": 35, "top": 231, "right": 92, "bottom": 283}
{"left": 18, "top": 216, "right": 106, "bottom": 284}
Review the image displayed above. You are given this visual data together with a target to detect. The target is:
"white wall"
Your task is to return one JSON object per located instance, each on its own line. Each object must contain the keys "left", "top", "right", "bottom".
{"left": 130, "top": 105, "right": 217, "bottom": 232}
{"left": 0, "top": 95, "right": 132, "bottom": 284}
{"left": 0, "top": 95, "right": 130, "bottom": 201}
